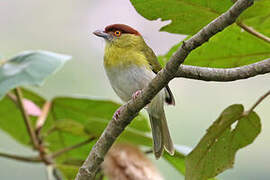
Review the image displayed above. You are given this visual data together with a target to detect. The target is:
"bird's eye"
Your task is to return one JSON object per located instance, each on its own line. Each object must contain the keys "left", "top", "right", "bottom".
{"left": 114, "top": 30, "right": 121, "bottom": 37}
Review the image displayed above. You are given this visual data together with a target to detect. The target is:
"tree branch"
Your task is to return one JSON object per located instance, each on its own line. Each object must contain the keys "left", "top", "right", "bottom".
{"left": 0, "top": 151, "right": 41, "bottom": 163}
{"left": 75, "top": 0, "right": 254, "bottom": 179}
{"left": 237, "top": 22, "right": 270, "bottom": 43}
{"left": 176, "top": 58, "right": 270, "bottom": 81}
{"left": 14, "top": 88, "right": 40, "bottom": 149}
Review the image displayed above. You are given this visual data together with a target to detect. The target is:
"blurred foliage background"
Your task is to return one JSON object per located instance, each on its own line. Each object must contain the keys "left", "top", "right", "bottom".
{"left": 0, "top": 0, "right": 269, "bottom": 179}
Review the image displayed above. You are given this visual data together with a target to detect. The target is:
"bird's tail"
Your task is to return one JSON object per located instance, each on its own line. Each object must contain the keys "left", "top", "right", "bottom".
{"left": 147, "top": 94, "right": 174, "bottom": 159}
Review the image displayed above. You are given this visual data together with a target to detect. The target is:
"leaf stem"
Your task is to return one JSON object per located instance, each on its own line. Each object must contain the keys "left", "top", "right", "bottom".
{"left": 0, "top": 151, "right": 41, "bottom": 163}
{"left": 245, "top": 90, "right": 270, "bottom": 115}
{"left": 14, "top": 88, "right": 39, "bottom": 149}
{"left": 50, "top": 137, "right": 95, "bottom": 159}
{"left": 237, "top": 22, "right": 270, "bottom": 43}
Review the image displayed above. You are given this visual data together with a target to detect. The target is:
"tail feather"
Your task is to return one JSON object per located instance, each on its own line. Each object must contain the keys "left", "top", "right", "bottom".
{"left": 160, "top": 112, "right": 174, "bottom": 155}
{"left": 147, "top": 90, "right": 174, "bottom": 159}
{"left": 148, "top": 112, "right": 174, "bottom": 159}
{"left": 149, "top": 114, "right": 164, "bottom": 158}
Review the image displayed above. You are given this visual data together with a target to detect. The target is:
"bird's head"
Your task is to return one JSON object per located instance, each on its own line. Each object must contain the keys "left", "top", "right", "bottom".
{"left": 93, "top": 24, "right": 143, "bottom": 48}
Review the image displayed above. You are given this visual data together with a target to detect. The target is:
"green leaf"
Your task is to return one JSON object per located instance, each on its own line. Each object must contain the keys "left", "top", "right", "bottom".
{"left": 130, "top": 0, "right": 269, "bottom": 36}
{"left": 238, "top": 0, "right": 270, "bottom": 21}
{"left": 159, "top": 25, "right": 270, "bottom": 68}
{"left": 238, "top": 0, "right": 270, "bottom": 38}
{"left": 85, "top": 119, "right": 152, "bottom": 146}
{"left": 132, "top": 0, "right": 270, "bottom": 68}
{"left": 0, "top": 89, "right": 45, "bottom": 146}
{"left": 41, "top": 96, "right": 150, "bottom": 171}
{"left": 43, "top": 96, "right": 151, "bottom": 179}
{"left": 53, "top": 119, "right": 89, "bottom": 137}
{"left": 51, "top": 96, "right": 150, "bottom": 134}
{"left": 185, "top": 104, "right": 261, "bottom": 180}
{"left": 130, "top": 0, "right": 232, "bottom": 35}
{"left": 0, "top": 50, "right": 71, "bottom": 99}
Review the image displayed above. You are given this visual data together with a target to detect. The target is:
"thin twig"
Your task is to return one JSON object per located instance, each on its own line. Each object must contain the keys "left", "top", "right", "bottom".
{"left": 245, "top": 90, "right": 270, "bottom": 115}
{"left": 75, "top": 0, "right": 254, "bottom": 179}
{"left": 237, "top": 22, "right": 270, "bottom": 43}
{"left": 14, "top": 88, "right": 39, "bottom": 149}
{"left": 50, "top": 137, "right": 95, "bottom": 159}
{"left": 36, "top": 101, "right": 52, "bottom": 135}
{"left": 0, "top": 151, "right": 41, "bottom": 163}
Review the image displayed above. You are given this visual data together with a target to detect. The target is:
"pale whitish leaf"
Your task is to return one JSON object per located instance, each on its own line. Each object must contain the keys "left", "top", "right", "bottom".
{"left": 0, "top": 50, "right": 71, "bottom": 99}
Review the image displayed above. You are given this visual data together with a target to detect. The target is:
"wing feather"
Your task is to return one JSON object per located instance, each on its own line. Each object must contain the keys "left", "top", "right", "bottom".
{"left": 142, "top": 42, "right": 175, "bottom": 105}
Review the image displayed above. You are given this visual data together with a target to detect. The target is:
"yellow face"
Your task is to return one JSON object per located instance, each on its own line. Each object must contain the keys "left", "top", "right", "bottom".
{"left": 104, "top": 34, "right": 149, "bottom": 68}
{"left": 93, "top": 25, "right": 150, "bottom": 69}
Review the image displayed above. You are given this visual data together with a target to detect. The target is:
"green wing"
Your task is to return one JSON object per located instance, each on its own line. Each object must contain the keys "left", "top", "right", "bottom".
{"left": 142, "top": 43, "right": 162, "bottom": 73}
{"left": 142, "top": 42, "right": 175, "bottom": 105}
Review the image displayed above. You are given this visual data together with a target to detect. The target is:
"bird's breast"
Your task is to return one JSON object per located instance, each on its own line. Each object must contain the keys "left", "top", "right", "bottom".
{"left": 105, "top": 65, "right": 155, "bottom": 102}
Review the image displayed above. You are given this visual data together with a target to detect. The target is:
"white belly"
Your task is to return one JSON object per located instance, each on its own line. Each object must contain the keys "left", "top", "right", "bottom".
{"left": 105, "top": 65, "right": 156, "bottom": 102}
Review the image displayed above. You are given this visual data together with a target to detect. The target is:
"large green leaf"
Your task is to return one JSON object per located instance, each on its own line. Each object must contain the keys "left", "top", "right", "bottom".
{"left": 130, "top": 0, "right": 269, "bottom": 35}
{"left": 238, "top": 0, "right": 270, "bottom": 40}
{"left": 0, "top": 89, "right": 45, "bottom": 146}
{"left": 85, "top": 119, "right": 152, "bottom": 146}
{"left": 130, "top": 0, "right": 231, "bottom": 35}
{"left": 132, "top": 0, "right": 270, "bottom": 68}
{"left": 50, "top": 97, "right": 150, "bottom": 134}
{"left": 42, "top": 96, "right": 151, "bottom": 178}
{"left": 238, "top": 0, "right": 270, "bottom": 21}
{"left": 0, "top": 51, "right": 71, "bottom": 99}
{"left": 185, "top": 104, "right": 261, "bottom": 180}
{"left": 159, "top": 25, "right": 270, "bottom": 68}
{"left": 53, "top": 119, "right": 89, "bottom": 137}
{"left": 48, "top": 97, "right": 151, "bottom": 147}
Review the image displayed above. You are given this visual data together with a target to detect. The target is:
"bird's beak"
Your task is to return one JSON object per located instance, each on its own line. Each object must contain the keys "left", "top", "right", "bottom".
{"left": 93, "top": 30, "right": 111, "bottom": 40}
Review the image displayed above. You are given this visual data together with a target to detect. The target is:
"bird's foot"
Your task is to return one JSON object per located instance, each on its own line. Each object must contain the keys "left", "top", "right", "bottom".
{"left": 113, "top": 106, "right": 124, "bottom": 121}
{"left": 132, "top": 90, "right": 142, "bottom": 100}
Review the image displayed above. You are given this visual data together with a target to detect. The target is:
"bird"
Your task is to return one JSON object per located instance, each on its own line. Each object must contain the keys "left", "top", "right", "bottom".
{"left": 93, "top": 24, "right": 175, "bottom": 159}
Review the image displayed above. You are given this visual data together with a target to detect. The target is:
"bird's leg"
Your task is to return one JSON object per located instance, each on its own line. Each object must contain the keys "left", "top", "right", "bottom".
{"left": 132, "top": 89, "right": 151, "bottom": 108}
{"left": 113, "top": 106, "right": 124, "bottom": 121}
{"left": 132, "top": 89, "right": 142, "bottom": 100}
{"left": 113, "top": 90, "right": 142, "bottom": 120}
